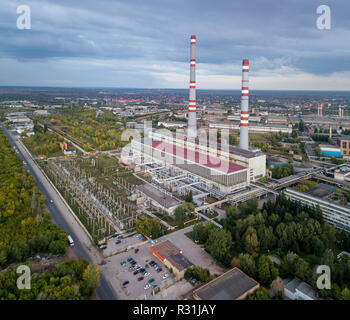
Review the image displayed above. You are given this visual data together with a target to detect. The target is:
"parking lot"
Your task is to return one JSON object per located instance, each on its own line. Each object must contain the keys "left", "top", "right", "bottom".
{"left": 100, "top": 243, "right": 176, "bottom": 300}
{"left": 102, "top": 233, "right": 147, "bottom": 256}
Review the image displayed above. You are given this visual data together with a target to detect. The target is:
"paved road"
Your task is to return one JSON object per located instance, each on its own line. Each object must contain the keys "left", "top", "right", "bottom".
{"left": 1, "top": 126, "right": 117, "bottom": 300}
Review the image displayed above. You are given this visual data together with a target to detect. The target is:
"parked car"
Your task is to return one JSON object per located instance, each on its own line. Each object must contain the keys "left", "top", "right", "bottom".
{"left": 133, "top": 270, "right": 139, "bottom": 275}
{"left": 120, "top": 261, "right": 126, "bottom": 266}
{"left": 117, "top": 235, "right": 123, "bottom": 239}
{"left": 134, "top": 248, "right": 139, "bottom": 253}
{"left": 153, "top": 264, "right": 158, "bottom": 269}
{"left": 156, "top": 267, "right": 162, "bottom": 273}
{"left": 115, "top": 240, "right": 121, "bottom": 245}
{"left": 144, "top": 284, "right": 151, "bottom": 290}
{"left": 131, "top": 261, "right": 136, "bottom": 265}
{"left": 152, "top": 284, "right": 158, "bottom": 289}
{"left": 145, "top": 264, "right": 149, "bottom": 268}
{"left": 122, "top": 281, "right": 129, "bottom": 287}
{"left": 143, "top": 271, "right": 150, "bottom": 277}
{"left": 99, "top": 245, "right": 107, "bottom": 250}
{"left": 142, "top": 237, "right": 147, "bottom": 242}
{"left": 149, "top": 260, "right": 155, "bottom": 265}
{"left": 162, "top": 274, "right": 169, "bottom": 279}
{"left": 148, "top": 278, "right": 155, "bottom": 284}
{"left": 127, "top": 257, "right": 133, "bottom": 262}
{"left": 137, "top": 276, "right": 144, "bottom": 281}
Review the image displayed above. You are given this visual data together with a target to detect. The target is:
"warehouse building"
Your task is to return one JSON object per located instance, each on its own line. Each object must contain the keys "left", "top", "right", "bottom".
{"left": 135, "top": 184, "right": 182, "bottom": 215}
{"left": 149, "top": 240, "right": 193, "bottom": 278}
{"left": 319, "top": 144, "right": 341, "bottom": 158}
{"left": 193, "top": 267, "right": 259, "bottom": 300}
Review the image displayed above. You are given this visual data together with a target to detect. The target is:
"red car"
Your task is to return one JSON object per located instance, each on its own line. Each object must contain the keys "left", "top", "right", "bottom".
{"left": 142, "top": 237, "right": 147, "bottom": 242}
{"left": 137, "top": 276, "right": 144, "bottom": 281}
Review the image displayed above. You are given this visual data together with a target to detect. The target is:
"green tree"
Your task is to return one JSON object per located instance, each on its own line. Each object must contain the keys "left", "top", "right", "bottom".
{"left": 205, "top": 228, "right": 232, "bottom": 265}
{"left": 247, "top": 287, "right": 271, "bottom": 300}
{"left": 49, "top": 240, "right": 66, "bottom": 255}
{"left": 244, "top": 226, "right": 259, "bottom": 256}
{"left": 135, "top": 216, "right": 162, "bottom": 239}
{"left": 185, "top": 190, "right": 193, "bottom": 203}
{"left": 83, "top": 263, "right": 100, "bottom": 290}
{"left": 257, "top": 255, "right": 279, "bottom": 286}
{"left": 238, "top": 253, "right": 256, "bottom": 277}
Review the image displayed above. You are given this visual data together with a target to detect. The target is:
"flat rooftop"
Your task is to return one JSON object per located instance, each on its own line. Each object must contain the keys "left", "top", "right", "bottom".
{"left": 193, "top": 267, "right": 259, "bottom": 300}
{"left": 307, "top": 183, "right": 336, "bottom": 199}
{"left": 284, "top": 278, "right": 319, "bottom": 300}
{"left": 150, "top": 240, "right": 193, "bottom": 272}
{"left": 150, "top": 140, "right": 246, "bottom": 174}
{"left": 136, "top": 184, "right": 181, "bottom": 209}
{"left": 152, "top": 131, "right": 264, "bottom": 158}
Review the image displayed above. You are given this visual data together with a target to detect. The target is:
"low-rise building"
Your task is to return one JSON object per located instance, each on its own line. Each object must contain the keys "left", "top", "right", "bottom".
{"left": 283, "top": 278, "right": 319, "bottom": 300}
{"left": 149, "top": 240, "right": 193, "bottom": 278}
{"left": 136, "top": 184, "right": 182, "bottom": 215}
{"left": 193, "top": 267, "right": 260, "bottom": 300}
{"left": 319, "top": 144, "right": 341, "bottom": 158}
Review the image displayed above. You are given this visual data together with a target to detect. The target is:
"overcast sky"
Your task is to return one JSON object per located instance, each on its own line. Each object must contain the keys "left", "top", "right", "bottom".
{"left": 1, "top": 0, "right": 350, "bottom": 90}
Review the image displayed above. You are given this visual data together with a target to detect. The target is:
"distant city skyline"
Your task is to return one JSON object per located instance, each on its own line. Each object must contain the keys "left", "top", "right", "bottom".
{"left": 1, "top": 0, "right": 350, "bottom": 90}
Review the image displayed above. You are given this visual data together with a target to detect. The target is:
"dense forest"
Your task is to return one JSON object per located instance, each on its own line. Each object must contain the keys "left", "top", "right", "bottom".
{"left": 0, "top": 130, "right": 100, "bottom": 300}
{"left": 23, "top": 124, "right": 64, "bottom": 157}
{"left": 0, "top": 131, "right": 67, "bottom": 268}
{"left": 192, "top": 195, "right": 350, "bottom": 299}
{"left": 0, "top": 259, "right": 100, "bottom": 300}
{"left": 42, "top": 109, "right": 126, "bottom": 151}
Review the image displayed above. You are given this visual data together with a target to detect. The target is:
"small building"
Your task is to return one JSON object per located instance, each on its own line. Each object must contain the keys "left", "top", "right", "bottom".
{"left": 319, "top": 144, "right": 341, "bottom": 157}
{"left": 149, "top": 240, "right": 192, "bottom": 278}
{"left": 193, "top": 267, "right": 260, "bottom": 300}
{"left": 283, "top": 278, "right": 319, "bottom": 300}
{"left": 334, "top": 166, "right": 350, "bottom": 182}
{"left": 338, "top": 137, "right": 350, "bottom": 156}
{"left": 64, "top": 149, "right": 76, "bottom": 156}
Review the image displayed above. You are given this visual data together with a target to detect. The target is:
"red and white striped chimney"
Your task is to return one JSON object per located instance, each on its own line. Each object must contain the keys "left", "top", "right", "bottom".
{"left": 187, "top": 35, "right": 197, "bottom": 138}
{"left": 239, "top": 59, "right": 249, "bottom": 150}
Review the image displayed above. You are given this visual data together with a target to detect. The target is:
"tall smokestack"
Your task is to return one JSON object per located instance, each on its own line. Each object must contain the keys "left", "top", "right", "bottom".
{"left": 187, "top": 35, "right": 197, "bottom": 138}
{"left": 339, "top": 104, "right": 342, "bottom": 118}
{"left": 239, "top": 59, "right": 249, "bottom": 150}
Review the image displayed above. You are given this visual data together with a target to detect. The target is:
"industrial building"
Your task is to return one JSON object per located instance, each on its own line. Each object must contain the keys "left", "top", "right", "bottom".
{"left": 339, "top": 137, "right": 350, "bottom": 157}
{"left": 284, "top": 188, "right": 350, "bottom": 232}
{"left": 209, "top": 122, "right": 292, "bottom": 134}
{"left": 319, "top": 144, "right": 341, "bottom": 157}
{"left": 192, "top": 267, "right": 260, "bottom": 300}
{"left": 124, "top": 37, "right": 266, "bottom": 201}
{"left": 132, "top": 137, "right": 248, "bottom": 195}
{"left": 5, "top": 114, "right": 34, "bottom": 134}
{"left": 135, "top": 184, "right": 182, "bottom": 215}
{"left": 149, "top": 240, "right": 193, "bottom": 278}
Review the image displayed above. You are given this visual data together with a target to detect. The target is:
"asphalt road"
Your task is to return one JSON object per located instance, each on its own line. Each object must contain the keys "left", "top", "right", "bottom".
{"left": 1, "top": 126, "right": 117, "bottom": 300}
